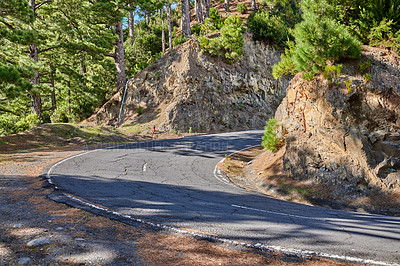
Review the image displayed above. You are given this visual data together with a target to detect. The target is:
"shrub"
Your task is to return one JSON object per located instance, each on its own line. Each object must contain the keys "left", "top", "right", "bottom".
{"left": 273, "top": 0, "right": 361, "bottom": 79}
{"left": 0, "top": 113, "right": 38, "bottom": 137}
{"left": 14, "top": 113, "right": 38, "bottom": 133}
{"left": 172, "top": 35, "right": 188, "bottom": 48}
{"left": 248, "top": 11, "right": 289, "bottom": 47}
{"left": 200, "top": 18, "right": 218, "bottom": 35}
{"left": 191, "top": 23, "right": 201, "bottom": 36}
{"left": 237, "top": 3, "right": 247, "bottom": 14}
{"left": 327, "top": 0, "right": 400, "bottom": 45}
{"left": 209, "top": 7, "right": 225, "bottom": 30}
{"left": 262, "top": 118, "right": 281, "bottom": 151}
{"left": 323, "top": 64, "right": 343, "bottom": 84}
{"left": 136, "top": 106, "right": 143, "bottom": 115}
{"left": 199, "top": 16, "right": 244, "bottom": 63}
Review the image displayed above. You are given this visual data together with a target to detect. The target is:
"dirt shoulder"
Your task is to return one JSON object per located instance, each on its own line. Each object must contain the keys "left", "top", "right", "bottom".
{"left": 220, "top": 145, "right": 400, "bottom": 216}
{"left": 0, "top": 126, "right": 349, "bottom": 265}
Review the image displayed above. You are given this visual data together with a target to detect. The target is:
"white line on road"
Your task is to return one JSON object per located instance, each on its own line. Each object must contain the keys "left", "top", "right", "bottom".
{"left": 60, "top": 193, "right": 397, "bottom": 266}
{"left": 231, "top": 204, "right": 325, "bottom": 221}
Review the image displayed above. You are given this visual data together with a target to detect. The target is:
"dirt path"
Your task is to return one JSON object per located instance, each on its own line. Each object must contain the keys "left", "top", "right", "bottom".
{"left": 0, "top": 147, "right": 349, "bottom": 265}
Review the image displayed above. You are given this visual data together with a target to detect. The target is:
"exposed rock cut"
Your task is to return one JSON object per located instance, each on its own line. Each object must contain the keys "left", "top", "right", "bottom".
{"left": 275, "top": 46, "right": 400, "bottom": 197}
{"left": 86, "top": 34, "right": 291, "bottom": 132}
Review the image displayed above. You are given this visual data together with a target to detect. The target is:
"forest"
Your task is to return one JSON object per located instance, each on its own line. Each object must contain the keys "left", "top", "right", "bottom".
{"left": 1, "top": 0, "right": 399, "bottom": 136}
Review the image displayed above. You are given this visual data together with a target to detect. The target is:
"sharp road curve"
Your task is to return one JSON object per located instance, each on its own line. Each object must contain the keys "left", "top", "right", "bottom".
{"left": 46, "top": 130, "right": 400, "bottom": 265}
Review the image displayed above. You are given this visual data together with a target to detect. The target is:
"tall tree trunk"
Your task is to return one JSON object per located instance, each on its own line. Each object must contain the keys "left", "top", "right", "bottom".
{"left": 251, "top": 0, "right": 257, "bottom": 11}
{"left": 145, "top": 12, "right": 149, "bottom": 24}
{"left": 80, "top": 53, "right": 87, "bottom": 75}
{"left": 67, "top": 88, "right": 71, "bottom": 120}
{"left": 128, "top": 7, "right": 135, "bottom": 45}
{"left": 195, "top": 0, "right": 203, "bottom": 24}
{"left": 166, "top": 0, "right": 173, "bottom": 49}
{"left": 201, "top": 0, "right": 209, "bottom": 19}
{"left": 161, "top": 9, "right": 166, "bottom": 54}
{"left": 181, "top": 0, "right": 191, "bottom": 39}
{"left": 28, "top": 0, "right": 42, "bottom": 120}
{"left": 50, "top": 71, "right": 56, "bottom": 112}
{"left": 224, "top": 0, "right": 230, "bottom": 13}
{"left": 114, "top": 19, "right": 126, "bottom": 91}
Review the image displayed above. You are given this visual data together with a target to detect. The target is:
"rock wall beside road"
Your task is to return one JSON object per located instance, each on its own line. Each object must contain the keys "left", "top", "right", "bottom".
{"left": 86, "top": 34, "right": 291, "bottom": 132}
{"left": 275, "top": 46, "right": 400, "bottom": 197}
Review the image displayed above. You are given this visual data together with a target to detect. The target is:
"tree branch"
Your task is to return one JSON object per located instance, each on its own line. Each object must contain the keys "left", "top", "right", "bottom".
{"left": 38, "top": 46, "right": 59, "bottom": 54}
{"left": 104, "top": 52, "right": 116, "bottom": 58}
{"left": 0, "top": 107, "right": 19, "bottom": 116}
{"left": 0, "top": 20, "right": 15, "bottom": 30}
{"left": 35, "top": 0, "right": 53, "bottom": 10}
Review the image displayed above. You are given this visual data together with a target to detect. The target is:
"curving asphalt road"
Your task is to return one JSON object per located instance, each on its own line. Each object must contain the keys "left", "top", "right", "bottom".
{"left": 46, "top": 130, "right": 400, "bottom": 265}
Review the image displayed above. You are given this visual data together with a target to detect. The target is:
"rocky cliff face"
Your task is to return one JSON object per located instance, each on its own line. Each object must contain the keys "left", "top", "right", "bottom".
{"left": 86, "top": 34, "right": 291, "bottom": 132}
{"left": 276, "top": 46, "right": 400, "bottom": 197}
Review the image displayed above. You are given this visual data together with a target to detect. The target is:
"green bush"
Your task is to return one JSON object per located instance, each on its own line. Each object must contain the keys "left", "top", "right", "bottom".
{"left": 273, "top": 0, "right": 361, "bottom": 80}
{"left": 237, "top": 3, "right": 247, "bottom": 14}
{"left": 199, "top": 16, "right": 244, "bottom": 63}
{"left": 0, "top": 113, "right": 38, "bottom": 137}
{"left": 209, "top": 7, "right": 225, "bottom": 30}
{"left": 262, "top": 118, "right": 281, "bottom": 151}
{"left": 191, "top": 23, "right": 201, "bottom": 36}
{"left": 0, "top": 115, "right": 17, "bottom": 137}
{"left": 323, "top": 64, "right": 343, "bottom": 84}
{"left": 14, "top": 113, "right": 38, "bottom": 133}
{"left": 248, "top": 11, "right": 289, "bottom": 47}
{"left": 328, "top": 0, "right": 400, "bottom": 46}
{"left": 172, "top": 35, "right": 188, "bottom": 48}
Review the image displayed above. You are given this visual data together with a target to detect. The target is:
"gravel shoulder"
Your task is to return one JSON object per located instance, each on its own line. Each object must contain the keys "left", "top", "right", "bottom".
{"left": 0, "top": 126, "right": 349, "bottom": 265}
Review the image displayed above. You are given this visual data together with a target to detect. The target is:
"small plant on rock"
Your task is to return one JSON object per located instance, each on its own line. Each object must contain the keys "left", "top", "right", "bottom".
{"left": 358, "top": 59, "right": 371, "bottom": 74}
{"left": 136, "top": 106, "right": 143, "bottom": 115}
{"left": 345, "top": 79, "right": 353, "bottom": 94}
{"left": 262, "top": 118, "right": 281, "bottom": 151}
{"left": 363, "top": 73, "right": 372, "bottom": 82}
{"left": 323, "top": 64, "right": 342, "bottom": 85}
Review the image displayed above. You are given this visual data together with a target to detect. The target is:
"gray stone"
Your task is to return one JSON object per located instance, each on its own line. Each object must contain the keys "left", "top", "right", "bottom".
{"left": 27, "top": 237, "right": 51, "bottom": 247}
{"left": 18, "top": 257, "right": 31, "bottom": 265}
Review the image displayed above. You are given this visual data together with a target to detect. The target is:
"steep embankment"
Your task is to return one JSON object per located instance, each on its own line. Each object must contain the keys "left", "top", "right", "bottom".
{"left": 251, "top": 46, "right": 400, "bottom": 214}
{"left": 86, "top": 34, "right": 291, "bottom": 133}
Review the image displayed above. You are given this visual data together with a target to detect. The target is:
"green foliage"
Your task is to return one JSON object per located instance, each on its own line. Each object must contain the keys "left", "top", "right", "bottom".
{"left": 199, "top": 16, "right": 244, "bottom": 63}
{"left": 14, "top": 113, "right": 39, "bottom": 133}
{"left": 209, "top": 7, "right": 225, "bottom": 30}
{"left": 191, "top": 23, "right": 201, "bottom": 36}
{"left": 272, "top": 41, "right": 298, "bottom": 78}
{"left": 345, "top": 79, "right": 353, "bottom": 94}
{"left": 0, "top": 113, "right": 38, "bottom": 137}
{"left": 237, "top": 3, "right": 247, "bottom": 14}
{"left": 200, "top": 18, "right": 218, "bottom": 35}
{"left": 136, "top": 106, "right": 143, "bottom": 115}
{"left": 363, "top": 74, "right": 372, "bottom": 82}
{"left": 323, "top": 64, "right": 342, "bottom": 84}
{"left": 248, "top": 11, "right": 289, "bottom": 47}
{"left": 273, "top": 0, "right": 361, "bottom": 79}
{"left": 262, "top": 118, "right": 281, "bottom": 151}
{"left": 358, "top": 60, "right": 371, "bottom": 74}
{"left": 328, "top": 0, "right": 400, "bottom": 46}
{"left": 172, "top": 35, "right": 188, "bottom": 48}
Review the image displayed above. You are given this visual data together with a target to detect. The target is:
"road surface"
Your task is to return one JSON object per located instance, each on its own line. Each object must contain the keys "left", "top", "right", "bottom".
{"left": 46, "top": 130, "right": 400, "bottom": 265}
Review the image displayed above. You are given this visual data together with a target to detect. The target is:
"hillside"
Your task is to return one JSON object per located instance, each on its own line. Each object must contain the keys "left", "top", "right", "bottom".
{"left": 86, "top": 33, "right": 291, "bottom": 133}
